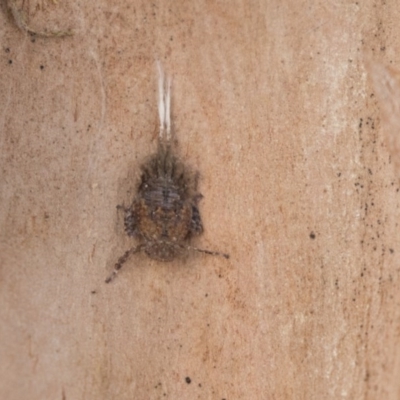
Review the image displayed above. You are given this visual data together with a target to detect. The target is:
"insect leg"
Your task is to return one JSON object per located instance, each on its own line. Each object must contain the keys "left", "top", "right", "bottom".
{"left": 105, "top": 244, "right": 144, "bottom": 283}
{"left": 190, "top": 205, "right": 203, "bottom": 235}
{"left": 181, "top": 244, "right": 230, "bottom": 259}
{"left": 117, "top": 204, "right": 138, "bottom": 237}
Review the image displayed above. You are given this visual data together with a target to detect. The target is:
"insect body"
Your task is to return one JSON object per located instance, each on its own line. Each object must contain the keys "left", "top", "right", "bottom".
{"left": 105, "top": 64, "right": 228, "bottom": 283}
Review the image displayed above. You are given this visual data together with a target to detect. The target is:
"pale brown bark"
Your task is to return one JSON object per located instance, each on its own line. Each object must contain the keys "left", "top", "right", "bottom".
{"left": 1, "top": 1, "right": 400, "bottom": 399}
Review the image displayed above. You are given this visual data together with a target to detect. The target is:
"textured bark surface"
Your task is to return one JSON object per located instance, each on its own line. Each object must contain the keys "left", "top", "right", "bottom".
{"left": 1, "top": 1, "right": 400, "bottom": 399}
